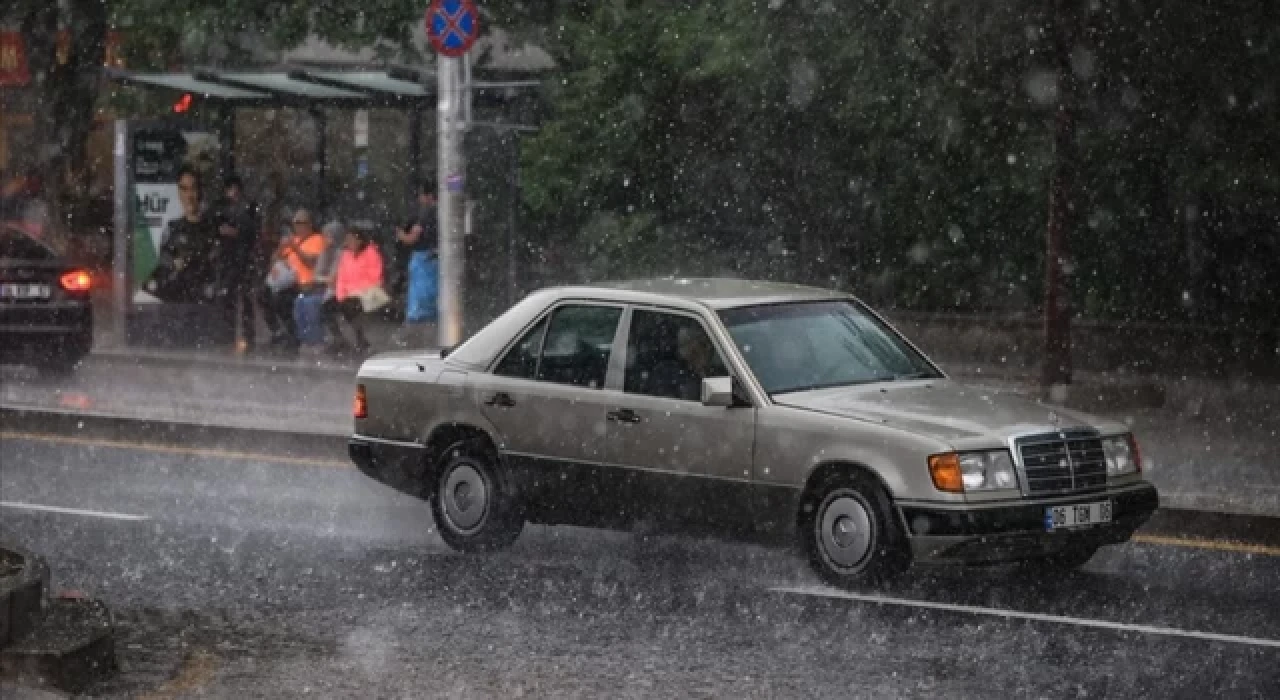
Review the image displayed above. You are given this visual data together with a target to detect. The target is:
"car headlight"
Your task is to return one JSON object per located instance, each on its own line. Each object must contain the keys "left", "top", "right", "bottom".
{"left": 958, "top": 450, "right": 1018, "bottom": 491}
{"left": 929, "top": 450, "right": 1018, "bottom": 493}
{"left": 1103, "top": 435, "right": 1141, "bottom": 476}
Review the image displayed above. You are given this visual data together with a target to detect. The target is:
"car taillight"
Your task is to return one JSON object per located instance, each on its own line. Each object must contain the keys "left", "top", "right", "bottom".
{"left": 354, "top": 384, "right": 368, "bottom": 419}
{"left": 59, "top": 269, "right": 92, "bottom": 292}
{"left": 1128, "top": 434, "right": 1143, "bottom": 473}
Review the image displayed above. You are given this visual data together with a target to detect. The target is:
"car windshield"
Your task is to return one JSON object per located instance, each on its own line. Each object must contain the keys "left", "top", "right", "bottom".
{"left": 718, "top": 300, "right": 942, "bottom": 395}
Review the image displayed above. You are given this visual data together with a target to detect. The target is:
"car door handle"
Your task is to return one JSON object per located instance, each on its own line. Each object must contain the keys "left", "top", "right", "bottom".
{"left": 484, "top": 392, "right": 516, "bottom": 408}
{"left": 606, "top": 408, "right": 642, "bottom": 424}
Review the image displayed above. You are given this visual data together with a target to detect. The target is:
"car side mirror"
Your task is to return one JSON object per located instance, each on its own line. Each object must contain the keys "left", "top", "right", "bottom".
{"left": 701, "top": 376, "right": 735, "bottom": 407}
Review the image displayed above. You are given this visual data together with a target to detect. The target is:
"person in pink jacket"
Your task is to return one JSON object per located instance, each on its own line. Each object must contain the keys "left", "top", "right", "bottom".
{"left": 323, "top": 223, "right": 385, "bottom": 355}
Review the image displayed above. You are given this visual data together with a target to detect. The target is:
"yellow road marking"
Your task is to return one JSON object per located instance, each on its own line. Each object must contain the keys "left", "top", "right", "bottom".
{"left": 1131, "top": 533, "right": 1280, "bottom": 557}
{"left": 138, "top": 650, "right": 220, "bottom": 700}
{"left": 0, "top": 430, "right": 352, "bottom": 469}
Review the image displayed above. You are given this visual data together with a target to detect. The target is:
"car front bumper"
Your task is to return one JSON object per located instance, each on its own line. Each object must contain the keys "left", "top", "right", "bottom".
{"left": 897, "top": 482, "right": 1159, "bottom": 563}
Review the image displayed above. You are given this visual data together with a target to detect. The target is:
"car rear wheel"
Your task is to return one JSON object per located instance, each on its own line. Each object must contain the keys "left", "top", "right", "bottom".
{"left": 802, "top": 471, "right": 910, "bottom": 588}
{"left": 430, "top": 440, "right": 524, "bottom": 552}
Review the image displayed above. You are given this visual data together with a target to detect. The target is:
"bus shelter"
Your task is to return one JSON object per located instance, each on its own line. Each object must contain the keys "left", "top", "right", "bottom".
{"left": 104, "top": 65, "right": 535, "bottom": 348}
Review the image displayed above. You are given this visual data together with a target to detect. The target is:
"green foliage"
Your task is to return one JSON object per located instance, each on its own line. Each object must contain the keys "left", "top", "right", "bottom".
{"left": 504, "top": 0, "right": 1280, "bottom": 328}
{"left": 107, "top": 0, "right": 426, "bottom": 68}
{"left": 8, "top": 0, "right": 1277, "bottom": 328}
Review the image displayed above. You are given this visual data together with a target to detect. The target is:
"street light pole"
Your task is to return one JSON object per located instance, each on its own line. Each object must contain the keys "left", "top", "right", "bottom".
{"left": 437, "top": 54, "right": 467, "bottom": 348}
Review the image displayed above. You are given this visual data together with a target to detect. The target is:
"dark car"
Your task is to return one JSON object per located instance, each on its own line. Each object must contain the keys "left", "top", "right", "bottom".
{"left": 0, "top": 225, "right": 94, "bottom": 375}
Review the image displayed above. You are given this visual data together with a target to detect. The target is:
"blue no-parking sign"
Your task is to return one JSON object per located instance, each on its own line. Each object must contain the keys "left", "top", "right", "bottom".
{"left": 426, "top": 0, "right": 480, "bottom": 57}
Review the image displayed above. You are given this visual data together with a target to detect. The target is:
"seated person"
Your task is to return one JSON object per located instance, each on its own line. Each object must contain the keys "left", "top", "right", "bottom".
{"left": 259, "top": 208, "right": 326, "bottom": 350}
{"left": 323, "top": 223, "right": 385, "bottom": 355}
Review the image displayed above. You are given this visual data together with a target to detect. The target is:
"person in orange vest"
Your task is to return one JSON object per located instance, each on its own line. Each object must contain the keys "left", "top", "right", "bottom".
{"left": 259, "top": 208, "right": 327, "bottom": 352}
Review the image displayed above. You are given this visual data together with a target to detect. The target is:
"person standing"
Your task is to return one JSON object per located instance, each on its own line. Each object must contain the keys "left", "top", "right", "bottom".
{"left": 216, "top": 175, "right": 261, "bottom": 353}
{"left": 259, "top": 208, "right": 326, "bottom": 352}
{"left": 394, "top": 180, "right": 439, "bottom": 345}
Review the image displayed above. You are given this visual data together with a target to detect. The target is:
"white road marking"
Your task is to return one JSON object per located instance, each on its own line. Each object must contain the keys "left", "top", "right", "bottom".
{"left": 771, "top": 585, "right": 1280, "bottom": 650}
{"left": 0, "top": 500, "right": 151, "bottom": 521}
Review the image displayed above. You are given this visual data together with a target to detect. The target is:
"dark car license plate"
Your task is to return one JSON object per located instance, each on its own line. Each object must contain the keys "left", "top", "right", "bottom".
{"left": 0, "top": 283, "right": 51, "bottom": 300}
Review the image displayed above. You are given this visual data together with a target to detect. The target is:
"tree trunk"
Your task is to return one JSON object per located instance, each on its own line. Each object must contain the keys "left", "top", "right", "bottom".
{"left": 1042, "top": 0, "right": 1081, "bottom": 390}
{"left": 18, "top": 0, "right": 107, "bottom": 249}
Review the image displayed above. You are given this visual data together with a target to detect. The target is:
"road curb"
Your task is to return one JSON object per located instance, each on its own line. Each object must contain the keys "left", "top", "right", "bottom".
{"left": 0, "top": 543, "right": 114, "bottom": 695}
{"left": 1, "top": 598, "right": 116, "bottom": 695}
{"left": 0, "top": 407, "right": 349, "bottom": 461}
{"left": 0, "top": 545, "right": 48, "bottom": 651}
{"left": 86, "top": 347, "right": 360, "bottom": 382}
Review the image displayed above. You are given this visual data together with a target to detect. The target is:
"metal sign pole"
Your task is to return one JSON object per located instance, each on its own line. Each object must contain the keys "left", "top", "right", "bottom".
{"left": 110, "top": 119, "right": 132, "bottom": 346}
{"left": 425, "top": 0, "right": 479, "bottom": 348}
{"left": 437, "top": 54, "right": 467, "bottom": 348}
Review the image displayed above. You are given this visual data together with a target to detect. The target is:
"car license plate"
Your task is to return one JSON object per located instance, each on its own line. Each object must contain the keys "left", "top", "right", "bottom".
{"left": 1045, "top": 500, "right": 1112, "bottom": 531}
{"left": 0, "top": 283, "right": 50, "bottom": 300}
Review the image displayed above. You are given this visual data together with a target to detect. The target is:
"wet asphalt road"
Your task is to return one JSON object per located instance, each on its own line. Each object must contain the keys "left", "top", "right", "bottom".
{"left": 1, "top": 432, "right": 1278, "bottom": 698}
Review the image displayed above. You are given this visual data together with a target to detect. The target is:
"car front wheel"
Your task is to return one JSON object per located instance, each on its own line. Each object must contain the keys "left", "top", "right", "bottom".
{"left": 430, "top": 440, "right": 524, "bottom": 552}
{"left": 802, "top": 471, "right": 910, "bottom": 588}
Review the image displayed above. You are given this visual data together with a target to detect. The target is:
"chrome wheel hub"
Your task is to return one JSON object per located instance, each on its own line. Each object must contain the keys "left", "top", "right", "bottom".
{"left": 819, "top": 493, "right": 874, "bottom": 571}
{"left": 442, "top": 464, "right": 489, "bottom": 534}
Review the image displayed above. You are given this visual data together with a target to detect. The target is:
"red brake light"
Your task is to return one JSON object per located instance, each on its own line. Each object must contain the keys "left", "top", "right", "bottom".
{"left": 59, "top": 269, "right": 92, "bottom": 292}
{"left": 354, "top": 384, "right": 368, "bottom": 419}
{"left": 1128, "top": 434, "right": 1143, "bottom": 473}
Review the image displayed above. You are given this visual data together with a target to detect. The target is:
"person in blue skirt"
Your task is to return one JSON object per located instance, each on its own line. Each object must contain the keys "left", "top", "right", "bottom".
{"left": 393, "top": 180, "right": 439, "bottom": 345}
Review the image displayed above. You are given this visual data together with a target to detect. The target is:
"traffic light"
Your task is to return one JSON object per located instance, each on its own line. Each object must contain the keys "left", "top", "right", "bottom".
{"left": 172, "top": 93, "right": 192, "bottom": 113}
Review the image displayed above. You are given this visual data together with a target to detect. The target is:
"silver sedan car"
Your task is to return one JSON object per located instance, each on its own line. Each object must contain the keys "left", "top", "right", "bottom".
{"left": 349, "top": 279, "right": 1158, "bottom": 587}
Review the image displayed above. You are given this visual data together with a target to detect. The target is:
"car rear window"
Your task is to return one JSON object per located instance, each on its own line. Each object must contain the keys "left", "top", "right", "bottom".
{"left": 0, "top": 229, "right": 56, "bottom": 261}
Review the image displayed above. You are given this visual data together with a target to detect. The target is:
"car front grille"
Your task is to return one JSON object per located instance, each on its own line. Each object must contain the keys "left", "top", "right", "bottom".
{"left": 1015, "top": 430, "right": 1107, "bottom": 495}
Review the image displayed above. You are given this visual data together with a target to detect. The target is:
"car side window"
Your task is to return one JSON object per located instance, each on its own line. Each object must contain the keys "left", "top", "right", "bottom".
{"left": 534, "top": 305, "right": 623, "bottom": 389}
{"left": 624, "top": 310, "right": 728, "bottom": 401}
{"left": 493, "top": 317, "right": 549, "bottom": 380}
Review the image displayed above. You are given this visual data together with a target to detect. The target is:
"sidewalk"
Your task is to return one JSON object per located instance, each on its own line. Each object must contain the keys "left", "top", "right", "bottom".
{"left": 0, "top": 352, "right": 353, "bottom": 436}
{"left": 2, "top": 345, "right": 1277, "bottom": 518}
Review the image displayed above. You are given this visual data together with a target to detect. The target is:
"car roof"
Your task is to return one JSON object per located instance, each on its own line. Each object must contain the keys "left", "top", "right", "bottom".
{"left": 441, "top": 278, "right": 851, "bottom": 369}
{"left": 552, "top": 277, "right": 848, "bottom": 310}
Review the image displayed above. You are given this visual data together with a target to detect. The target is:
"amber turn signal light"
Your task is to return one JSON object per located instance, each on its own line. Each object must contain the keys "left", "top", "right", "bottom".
{"left": 928, "top": 453, "right": 964, "bottom": 494}
{"left": 353, "top": 384, "right": 368, "bottom": 419}
{"left": 59, "top": 269, "right": 92, "bottom": 292}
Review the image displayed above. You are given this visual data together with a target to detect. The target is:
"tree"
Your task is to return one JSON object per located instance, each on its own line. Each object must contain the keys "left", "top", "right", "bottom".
{"left": 3, "top": 0, "right": 432, "bottom": 234}
{"left": 1042, "top": 0, "right": 1083, "bottom": 389}
{"left": 8, "top": 0, "right": 108, "bottom": 234}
